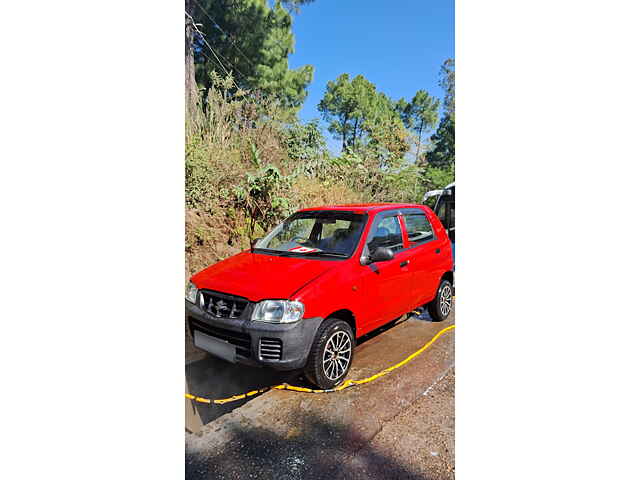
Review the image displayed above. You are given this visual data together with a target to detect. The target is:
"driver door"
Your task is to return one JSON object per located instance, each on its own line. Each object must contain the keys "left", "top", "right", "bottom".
{"left": 359, "top": 213, "right": 414, "bottom": 331}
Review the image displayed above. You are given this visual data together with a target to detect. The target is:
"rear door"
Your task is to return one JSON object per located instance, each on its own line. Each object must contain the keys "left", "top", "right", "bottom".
{"left": 359, "top": 211, "right": 414, "bottom": 330}
{"left": 401, "top": 207, "right": 450, "bottom": 308}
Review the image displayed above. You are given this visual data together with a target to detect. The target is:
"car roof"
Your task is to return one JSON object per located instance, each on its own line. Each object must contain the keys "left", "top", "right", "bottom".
{"left": 299, "top": 203, "right": 426, "bottom": 215}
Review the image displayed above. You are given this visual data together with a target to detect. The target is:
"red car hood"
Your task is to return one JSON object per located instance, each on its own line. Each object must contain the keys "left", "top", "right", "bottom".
{"left": 191, "top": 251, "right": 338, "bottom": 301}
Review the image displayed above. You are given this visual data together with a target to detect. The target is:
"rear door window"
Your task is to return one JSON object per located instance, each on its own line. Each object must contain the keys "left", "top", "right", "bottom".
{"left": 404, "top": 212, "right": 436, "bottom": 245}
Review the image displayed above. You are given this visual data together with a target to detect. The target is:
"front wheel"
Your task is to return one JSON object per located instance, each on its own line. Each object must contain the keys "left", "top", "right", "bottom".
{"left": 427, "top": 279, "right": 454, "bottom": 322}
{"left": 304, "top": 318, "right": 354, "bottom": 389}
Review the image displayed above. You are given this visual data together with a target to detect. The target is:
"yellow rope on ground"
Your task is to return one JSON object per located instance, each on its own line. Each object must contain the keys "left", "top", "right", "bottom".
{"left": 186, "top": 323, "right": 455, "bottom": 405}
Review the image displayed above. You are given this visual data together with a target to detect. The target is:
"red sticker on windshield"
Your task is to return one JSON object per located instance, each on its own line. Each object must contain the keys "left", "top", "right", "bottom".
{"left": 288, "top": 246, "right": 319, "bottom": 254}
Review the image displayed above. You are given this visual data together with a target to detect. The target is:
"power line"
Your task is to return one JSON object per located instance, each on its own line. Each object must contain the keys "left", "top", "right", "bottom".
{"left": 186, "top": 12, "right": 266, "bottom": 108}
{"left": 186, "top": 13, "right": 236, "bottom": 83}
{"left": 186, "top": 10, "right": 252, "bottom": 85}
{"left": 192, "top": 0, "right": 254, "bottom": 68}
{"left": 197, "top": 33, "right": 251, "bottom": 83}
{"left": 188, "top": 1, "right": 299, "bottom": 107}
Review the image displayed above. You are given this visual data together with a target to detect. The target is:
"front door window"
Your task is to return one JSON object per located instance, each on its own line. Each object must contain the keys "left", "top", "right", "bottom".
{"left": 366, "top": 216, "right": 404, "bottom": 253}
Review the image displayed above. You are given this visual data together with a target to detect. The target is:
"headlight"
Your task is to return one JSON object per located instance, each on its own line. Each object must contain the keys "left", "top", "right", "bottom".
{"left": 185, "top": 282, "right": 198, "bottom": 303}
{"left": 251, "top": 300, "right": 304, "bottom": 324}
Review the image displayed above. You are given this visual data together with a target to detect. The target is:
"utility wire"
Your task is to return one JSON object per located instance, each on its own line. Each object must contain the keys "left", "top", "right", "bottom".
{"left": 196, "top": 30, "right": 251, "bottom": 84}
{"left": 188, "top": 1, "right": 298, "bottom": 108}
{"left": 186, "top": 13, "right": 239, "bottom": 86}
{"left": 186, "top": 11, "right": 269, "bottom": 114}
{"left": 188, "top": 11, "right": 259, "bottom": 90}
{"left": 187, "top": 10, "right": 252, "bottom": 84}
{"left": 192, "top": 0, "right": 255, "bottom": 68}
{"left": 186, "top": 12, "right": 228, "bottom": 76}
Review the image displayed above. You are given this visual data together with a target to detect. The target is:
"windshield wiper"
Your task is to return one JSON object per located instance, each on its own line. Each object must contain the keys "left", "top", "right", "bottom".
{"left": 253, "top": 248, "right": 348, "bottom": 258}
{"left": 254, "top": 248, "right": 297, "bottom": 257}
{"left": 305, "top": 251, "right": 349, "bottom": 258}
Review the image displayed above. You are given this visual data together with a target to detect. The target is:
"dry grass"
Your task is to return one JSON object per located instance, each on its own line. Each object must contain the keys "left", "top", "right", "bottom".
{"left": 185, "top": 77, "right": 372, "bottom": 280}
{"left": 185, "top": 176, "right": 364, "bottom": 281}
{"left": 288, "top": 177, "right": 365, "bottom": 209}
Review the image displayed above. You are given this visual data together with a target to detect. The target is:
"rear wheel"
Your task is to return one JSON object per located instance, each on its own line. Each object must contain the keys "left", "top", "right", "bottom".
{"left": 427, "top": 279, "right": 453, "bottom": 322}
{"left": 304, "top": 318, "right": 354, "bottom": 389}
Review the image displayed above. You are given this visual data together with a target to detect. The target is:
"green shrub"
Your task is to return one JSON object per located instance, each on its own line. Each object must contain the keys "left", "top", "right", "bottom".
{"left": 185, "top": 73, "right": 453, "bottom": 268}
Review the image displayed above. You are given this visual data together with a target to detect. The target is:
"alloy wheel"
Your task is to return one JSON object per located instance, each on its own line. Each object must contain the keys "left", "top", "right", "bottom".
{"left": 322, "top": 330, "right": 352, "bottom": 381}
{"left": 440, "top": 284, "right": 453, "bottom": 316}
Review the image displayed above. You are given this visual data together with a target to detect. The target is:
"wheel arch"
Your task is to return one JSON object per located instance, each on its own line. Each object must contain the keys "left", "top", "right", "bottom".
{"left": 441, "top": 270, "right": 454, "bottom": 286}
{"left": 325, "top": 309, "right": 357, "bottom": 336}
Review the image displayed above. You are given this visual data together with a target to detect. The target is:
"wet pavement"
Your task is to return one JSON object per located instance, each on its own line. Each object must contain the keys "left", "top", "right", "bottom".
{"left": 186, "top": 349, "right": 299, "bottom": 425}
{"left": 185, "top": 310, "right": 455, "bottom": 479}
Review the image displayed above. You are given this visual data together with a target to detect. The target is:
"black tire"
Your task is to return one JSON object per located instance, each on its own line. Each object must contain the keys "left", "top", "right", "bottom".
{"left": 304, "top": 318, "right": 355, "bottom": 389}
{"left": 427, "top": 279, "right": 454, "bottom": 322}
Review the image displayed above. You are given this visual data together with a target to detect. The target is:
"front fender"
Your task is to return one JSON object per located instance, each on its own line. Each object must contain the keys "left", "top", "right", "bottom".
{"left": 292, "top": 261, "right": 366, "bottom": 333}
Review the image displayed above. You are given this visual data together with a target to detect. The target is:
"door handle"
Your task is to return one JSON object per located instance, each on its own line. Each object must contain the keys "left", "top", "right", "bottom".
{"left": 400, "top": 260, "right": 410, "bottom": 267}
{"left": 435, "top": 248, "right": 441, "bottom": 254}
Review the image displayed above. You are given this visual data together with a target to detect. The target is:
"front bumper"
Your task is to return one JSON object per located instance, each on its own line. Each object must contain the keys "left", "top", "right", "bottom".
{"left": 186, "top": 299, "right": 323, "bottom": 370}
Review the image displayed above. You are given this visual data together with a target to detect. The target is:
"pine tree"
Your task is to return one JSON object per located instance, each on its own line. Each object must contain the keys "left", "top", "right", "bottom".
{"left": 427, "top": 59, "right": 455, "bottom": 167}
{"left": 427, "top": 114, "right": 454, "bottom": 168}
{"left": 318, "top": 73, "right": 406, "bottom": 154}
{"left": 396, "top": 90, "right": 440, "bottom": 161}
{"left": 189, "top": 0, "right": 314, "bottom": 114}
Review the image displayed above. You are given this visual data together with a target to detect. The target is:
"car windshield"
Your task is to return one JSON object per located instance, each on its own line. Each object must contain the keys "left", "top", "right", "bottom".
{"left": 255, "top": 211, "right": 367, "bottom": 258}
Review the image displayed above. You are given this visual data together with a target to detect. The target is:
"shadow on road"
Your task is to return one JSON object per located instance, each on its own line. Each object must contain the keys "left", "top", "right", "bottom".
{"left": 356, "top": 309, "right": 436, "bottom": 346}
{"left": 185, "top": 308, "right": 442, "bottom": 425}
{"left": 186, "top": 412, "right": 429, "bottom": 480}
{"left": 185, "top": 355, "right": 300, "bottom": 424}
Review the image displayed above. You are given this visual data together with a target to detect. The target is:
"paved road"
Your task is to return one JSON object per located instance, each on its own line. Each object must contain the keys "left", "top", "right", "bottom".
{"left": 339, "top": 368, "right": 455, "bottom": 479}
{"left": 185, "top": 310, "right": 455, "bottom": 479}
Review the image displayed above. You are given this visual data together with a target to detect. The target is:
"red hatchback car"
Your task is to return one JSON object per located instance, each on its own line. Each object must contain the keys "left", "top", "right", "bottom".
{"left": 186, "top": 203, "right": 454, "bottom": 389}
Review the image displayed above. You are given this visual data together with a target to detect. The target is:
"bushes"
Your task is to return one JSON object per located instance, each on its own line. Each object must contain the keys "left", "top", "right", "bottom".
{"left": 231, "top": 142, "right": 291, "bottom": 239}
{"left": 422, "top": 163, "right": 455, "bottom": 191}
{"left": 185, "top": 74, "right": 453, "bottom": 276}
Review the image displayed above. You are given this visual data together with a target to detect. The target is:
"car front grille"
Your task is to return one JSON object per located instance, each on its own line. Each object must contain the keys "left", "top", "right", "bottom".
{"left": 199, "top": 290, "right": 249, "bottom": 319}
{"left": 259, "top": 338, "right": 282, "bottom": 361}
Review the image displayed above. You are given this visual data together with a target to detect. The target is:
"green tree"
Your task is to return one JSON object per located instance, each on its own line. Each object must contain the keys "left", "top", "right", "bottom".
{"left": 318, "top": 73, "right": 407, "bottom": 155}
{"left": 422, "top": 163, "right": 454, "bottom": 194}
{"left": 281, "top": 0, "right": 316, "bottom": 12}
{"left": 189, "top": 0, "right": 314, "bottom": 115}
{"left": 282, "top": 120, "right": 331, "bottom": 178}
{"left": 426, "top": 59, "right": 455, "bottom": 168}
{"left": 363, "top": 96, "right": 410, "bottom": 166}
{"left": 396, "top": 90, "right": 440, "bottom": 161}
{"left": 440, "top": 58, "right": 455, "bottom": 116}
{"left": 318, "top": 73, "right": 372, "bottom": 151}
{"left": 427, "top": 114, "right": 454, "bottom": 168}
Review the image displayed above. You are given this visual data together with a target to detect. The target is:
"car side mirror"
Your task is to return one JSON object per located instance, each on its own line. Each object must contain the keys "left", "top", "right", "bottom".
{"left": 369, "top": 247, "right": 395, "bottom": 264}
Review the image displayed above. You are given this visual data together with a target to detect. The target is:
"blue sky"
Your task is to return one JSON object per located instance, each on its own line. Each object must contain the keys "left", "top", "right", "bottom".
{"left": 288, "top": 0, "right": 454, "bottom": 153}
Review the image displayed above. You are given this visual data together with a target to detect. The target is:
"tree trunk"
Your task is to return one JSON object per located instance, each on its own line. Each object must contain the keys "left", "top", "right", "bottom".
{"left": 416, "top": 121, "right": 423, "bottom": 162}
{"left": 185, "top": 0, "right": 198, "bottom": 121}
{"left": 341, "top": 113, "right": 348, "bottom": 151}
